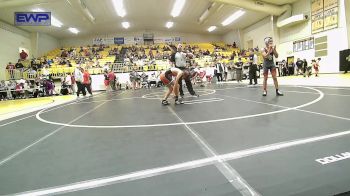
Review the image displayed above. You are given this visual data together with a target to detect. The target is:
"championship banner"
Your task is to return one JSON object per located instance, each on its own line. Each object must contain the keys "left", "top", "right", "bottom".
{"left": 324, "top": 6, "right": 338, "bottom": 30}
{"left": 311, "top": 0, "right": 338, "bottom": 34}
{"left": 311, "top": 0, "right": 324, "bottom": 15}
{"left": 324, "top": 0, "right": 338, "bottom": 10}
{"left": 312, "top": 12, "right": 324, "bottom": 34}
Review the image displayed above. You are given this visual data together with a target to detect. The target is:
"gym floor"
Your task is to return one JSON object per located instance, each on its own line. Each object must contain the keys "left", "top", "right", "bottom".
{"left": 1, "top": 83, "right": 350, "bottom": 196}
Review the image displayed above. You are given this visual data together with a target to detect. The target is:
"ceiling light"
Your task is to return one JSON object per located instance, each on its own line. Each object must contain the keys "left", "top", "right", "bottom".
{"left": 122, "top": 22, "right": 130, "bottom": 29}
{"left": 221, "top": 10, "right": 245, "bottom": 26}
{"left": 208, "top": 26, "right": 216, "bottom": 32}
{"left": 112, "top": 0, "right": 126, "bottom": 17}
{"left": 32, "top": 8, "right": 63, "bottom": 27}
{"left": 171, "top": 0, "right": 186, "bottom": 17}
{"left": 166, "top": 21, "right": 174, "bottom": 29}
{"left": 68, "top": 27, "right": 79, "bottom": 34}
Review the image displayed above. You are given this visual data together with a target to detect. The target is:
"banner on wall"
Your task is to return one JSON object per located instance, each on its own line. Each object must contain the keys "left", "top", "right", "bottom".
{"left": 154, "top": 37, "right": 181, "bottom": 44}
{"left": 311, "top": 13, "right": 324, "bottom": 34}
{"left": 324, "top": 0, "right": 338, "bottom": 10}
{"left": 114, "top": 37, "right": 124, "bottom": 44}
{"left": 323, "top": 6, "right": 338, "bottom": 30}
{"left": 311, "top": 0, "right": 338, "bottom": 34}
{"left": 311, "top": 0, "right": 324, "bottom": 14}
{"left": 92, "top": 37, "right": 114, "bottom": 45}
{"left": 124, "top": 37, "right": 134, "bottom": 45}
{"left": 134, "top": 37, "right": 143, "bottom": 44}
{"left": 92, "top": 36, "right": 181, "bottom": 45}
{"left": 93, "top": 38, "right": 103, "bottom": 45}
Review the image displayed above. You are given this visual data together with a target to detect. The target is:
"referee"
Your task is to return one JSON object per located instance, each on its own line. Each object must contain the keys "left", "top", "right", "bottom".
{"left": 170, "top": 44, "right": 198, "bottom": 98}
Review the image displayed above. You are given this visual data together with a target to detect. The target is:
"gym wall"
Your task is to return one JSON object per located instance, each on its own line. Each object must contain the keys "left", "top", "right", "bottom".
{"left": 0, "top": 21, "right": 31, "bottom": 80}
{"left": 60, "top": 30, "right": 223, "bottom": 47}
{"left": 242, "top": 16, "right": 274, "bottom": 50}
{"left": 278, "top": 0, "right": 349, "bottom": 73}
{"left": 222, "top": 29, "right": 241, "bottom": 48}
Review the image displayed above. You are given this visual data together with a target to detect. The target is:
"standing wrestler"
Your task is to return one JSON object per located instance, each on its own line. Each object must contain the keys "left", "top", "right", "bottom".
{"left": 261, "top": 37, "right": 283, "bottom": 96}
{"left": 160, "top": 67, "right": 184, "bottom": 105}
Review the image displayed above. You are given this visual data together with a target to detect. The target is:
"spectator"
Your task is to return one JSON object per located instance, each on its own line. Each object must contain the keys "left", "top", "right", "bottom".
{"left": 20, "top": 50, "right": 28, "bottom": 60}
{"left": 103, "top": 71, "right": 110, "bottom": 91}
{"left": 235, "top": 58, "right": 243, "bottom": 83}
{"left": 312, "top": 59, "right": 320, "bottom": 77}
{"left": 129, "top": 69, "right": 139, "bottom": 90}
{"left": 220, "top": 63, "right": 227, "bottom": 81}
{"left": 23, "top": 80, "right": 32, "bottom": 98}
{"left": 7, "top": 80, "right": 16, "bottom": 99}
{"left": 287, "top": 61, "right": 294, "bottom": 76}
{"left": 108, "top": 70, "right": 116, "bottom": 91}
{"left": 214, "top": 60, "right": 224, "bottom": 82}
{"left": 303, "top": 59, "right": 309, "bottom": 77}
{"left": 6, "top": 62, "right": 16, "bottom": 79}
{"left": 82, "top": 68, "right": 93, "bottom": 96}
{"left": 15, "top": 59, "right": 24, "bottom": 77}
{"left": 281, "top": 60, "right": 287, "bottom": 76}
{"left": 15, "top": 81, "right": 24, "bottom": 98}
{"left": 64, "top": 74, "right": 73, "bottom": 94}
{"left": 71, "top": 74, "right": 76, "bottom": 94}
{"left": 295, "top": 58, "right": 304, "bottom": 75}
{"left": 0, "top": 80, "right": 7, "bottom": 101}
{"left": 249, "top": 59, "right": 258, "bottom": 85}
{"left": 233, "top": 42, "right": 237, "bottom": 48}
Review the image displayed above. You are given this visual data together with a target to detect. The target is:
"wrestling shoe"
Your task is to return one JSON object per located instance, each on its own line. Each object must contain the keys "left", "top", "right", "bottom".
{"left": 161, "top": 100, "right": 169, "bottom": 105}
{"left": 175, "top": 99, "right": 184, "bottom": 105}
{"left": 276, "top": 89, "right": 284, "bottom": 96}
{"left": 262, "top": 91, "right": 267, "bottom": 96}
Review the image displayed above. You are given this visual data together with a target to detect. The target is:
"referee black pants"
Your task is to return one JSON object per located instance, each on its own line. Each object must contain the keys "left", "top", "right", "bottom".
{"left": 76, "top": 81, "right": 86, "bottom": 97}
{"left": 176, "top": 67, "right": 196, "bottom": 96}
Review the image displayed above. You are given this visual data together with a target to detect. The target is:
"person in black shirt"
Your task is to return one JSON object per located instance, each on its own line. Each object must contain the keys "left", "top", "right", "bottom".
{"left": 15, "top": 59, "right": 24, "bottom": 77}
{"left": 295, "top": 58, "right": 303, "bottom": 75}
{"left": 302, "top": 59, "right": 308, "bottom": 77}
{"left": 235, "top": 58, "right": 243, "bottom": 83}
{"left": 248, "top": 57, "right": 258, "bottom": 85}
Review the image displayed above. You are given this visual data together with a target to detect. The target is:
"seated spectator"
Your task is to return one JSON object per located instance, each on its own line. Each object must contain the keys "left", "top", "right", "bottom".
{"left": 0, "top": 80, "right": 7, "bottom": 101}
{"left": 23, "top": 80, "right": 32, "bottom": 98}
{"left": 45, "top": 79, "right": 56, "bottom": 96}
{"left": 20, "top": 50, "right": 28, "bottom": 60}
{"left": 15, "top": 81, "right": 24, "bottom": 99}
{"left": 64, "top": 74, "right": 73, "bottom": 94}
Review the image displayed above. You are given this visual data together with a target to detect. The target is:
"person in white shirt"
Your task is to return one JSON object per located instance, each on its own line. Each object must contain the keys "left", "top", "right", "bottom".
{"left": 65, "top": 74, "right": 73, "bottom": 94}
{"left": 171, "top": 44, "right": 198, "bottom": 97}
{"left": 74, "top": 66, "right": 85, "bottom": 97}
{"left": 174, "top": 44, "right": 188, "bottom": 69}
{"left": 214, "top": 60, "right": 224, "bottom": 82}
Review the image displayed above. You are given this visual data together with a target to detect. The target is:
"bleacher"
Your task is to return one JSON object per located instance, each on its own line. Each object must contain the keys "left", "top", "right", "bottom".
{"left": 4, "top": 43, "right": 253, "bottom": 80}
